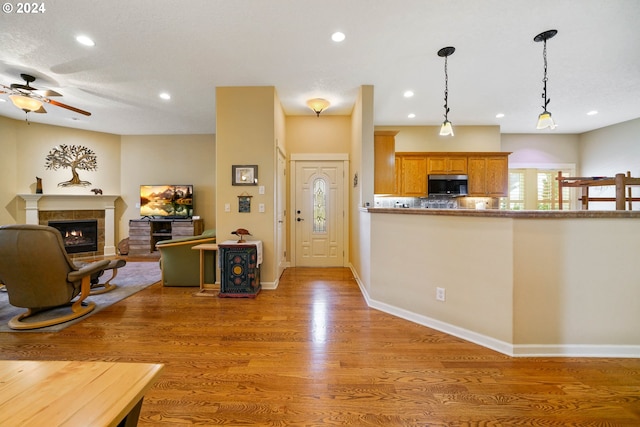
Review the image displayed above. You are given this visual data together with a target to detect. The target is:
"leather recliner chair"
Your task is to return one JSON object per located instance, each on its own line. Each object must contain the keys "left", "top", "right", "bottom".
{"left": 156, "top": 229, "right": 216, "bottom": 287}
{"left": 0, "top": 224, "right": 109, "bottom": 330}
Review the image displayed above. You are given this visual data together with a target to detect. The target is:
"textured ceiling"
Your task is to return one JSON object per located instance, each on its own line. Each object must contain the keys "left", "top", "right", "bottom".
{"left": 1, "top": 0, "right": 639, "bottom": 135}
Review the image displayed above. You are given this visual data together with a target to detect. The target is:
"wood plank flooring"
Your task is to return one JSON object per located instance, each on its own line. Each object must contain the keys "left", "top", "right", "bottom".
{"left": 1, "top": 266, "right": 639, "bottom": 426}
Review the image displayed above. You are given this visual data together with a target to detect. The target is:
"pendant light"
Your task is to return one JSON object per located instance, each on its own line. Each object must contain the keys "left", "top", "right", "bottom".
{"left": 534, "top": 29, "right": 558, "bottom": 130}
{"left": 437, "top": 46, "right": 455, "bottom": 136}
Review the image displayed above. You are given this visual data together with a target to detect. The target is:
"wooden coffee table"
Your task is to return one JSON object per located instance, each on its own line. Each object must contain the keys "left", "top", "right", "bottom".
{"left": 0, "top": 360, "right": 163, "bottom": 427}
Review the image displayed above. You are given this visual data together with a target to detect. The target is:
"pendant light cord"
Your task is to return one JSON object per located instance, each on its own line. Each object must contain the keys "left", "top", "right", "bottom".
{"left": 443, "top": 55, "right": 450, "bottom": 120}
{"left": 541, "top": 39, "right": 549, "bottom": 112}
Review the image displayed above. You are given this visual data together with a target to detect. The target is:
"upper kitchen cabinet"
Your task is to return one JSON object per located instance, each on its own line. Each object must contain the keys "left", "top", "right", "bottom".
{"left": 427, "top": 155, "right": 467, "bottom": 175}
{"left": 396, "top": 154, "right": 428, "bottom": 196}
{"left": 467, "top": 154, "right": 510, "bottom": 197}
{"left": 374, "top": 131, "right": 398, "bottom": 194}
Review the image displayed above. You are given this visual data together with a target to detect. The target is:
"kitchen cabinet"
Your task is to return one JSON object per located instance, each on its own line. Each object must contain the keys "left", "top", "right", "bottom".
{"left": 374, "top": 131, "right": 398, "bottom": 194}
{"left": 396, "top": 154, "right": 428, "bottom": 196}
{"left": 467, "top": 155, "right": 509, "bottom": 197}
{"left": 427, "top": 155, "right": 467, "bottom": 174}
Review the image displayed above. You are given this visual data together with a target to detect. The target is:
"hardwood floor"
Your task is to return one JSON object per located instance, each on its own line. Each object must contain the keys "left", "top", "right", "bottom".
{"left": 1, "top": 267, "right": 639, "bottom": 426}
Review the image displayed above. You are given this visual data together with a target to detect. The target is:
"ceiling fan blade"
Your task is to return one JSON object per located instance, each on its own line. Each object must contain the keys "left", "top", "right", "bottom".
{"left": 39, "top": 89, "right": 62, "bottom": 97}
{"left": 45, "top": 98, "right": 91, "bottom": 116}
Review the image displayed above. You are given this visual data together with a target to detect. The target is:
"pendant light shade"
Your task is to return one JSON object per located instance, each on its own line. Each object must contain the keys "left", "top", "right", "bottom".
{"left": 437, "top": 46, "right": 455, "bottom": 137}
{"left": 536, "top": 111, "right": 555, "bottom": 130}
{"left": 440, "top": 120, "right": 454, "bottom": 136}
{"left": 534, "top": 29, "right": 558, "bottom": 130}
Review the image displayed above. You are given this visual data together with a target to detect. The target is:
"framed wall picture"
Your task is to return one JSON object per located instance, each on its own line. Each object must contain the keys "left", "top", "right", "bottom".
{"left": 232, "top": 165, "right": 258, "bottom": 186}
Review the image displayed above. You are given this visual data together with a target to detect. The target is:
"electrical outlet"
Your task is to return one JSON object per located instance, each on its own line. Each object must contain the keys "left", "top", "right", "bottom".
{"left": 224, "top": 203, "right": 230, "bottom": 212}
{"left": 436, "top": 287, "right": 446, "bottom": 302}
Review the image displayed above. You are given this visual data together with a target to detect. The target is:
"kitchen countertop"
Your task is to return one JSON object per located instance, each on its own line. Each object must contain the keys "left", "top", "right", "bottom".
{"left": 363, "top": 207, "right": 640, "bottom": 218}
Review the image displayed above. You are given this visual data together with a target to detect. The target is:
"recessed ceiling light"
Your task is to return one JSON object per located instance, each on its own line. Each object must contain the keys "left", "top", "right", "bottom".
{"left": 404, "top": 90, "right": 414, "bottom": 98}
{"left": 408, "top": 113, "right": 416, "bottom": 118}
{"left": 331, "top": 32, "right": 345, "bottom": 42}
{"left": 159, "top": 92, "right": 171, "bottom": 100}
{"left": 76, "top": 35, "right": 95, "bottom": 46}
{"left": 496, "top": 113, "right": 505, "bottom": 118}
{"left": 587, "top": 110, "right": 598, "bottom": 116}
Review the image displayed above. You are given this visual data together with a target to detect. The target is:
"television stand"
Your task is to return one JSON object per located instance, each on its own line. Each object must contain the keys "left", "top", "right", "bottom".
{"left": 128, "top": 218, "right": 204, "bottom": 257}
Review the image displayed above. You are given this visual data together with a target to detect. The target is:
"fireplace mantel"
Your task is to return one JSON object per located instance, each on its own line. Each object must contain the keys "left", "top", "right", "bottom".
{"left": 18, "top": 194, "right": 121, "bottom": 256}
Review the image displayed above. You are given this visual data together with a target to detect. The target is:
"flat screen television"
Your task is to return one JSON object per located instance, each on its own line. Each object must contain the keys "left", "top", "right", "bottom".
{"left": 140, "top": 185, "right": 193, "bottom": 219}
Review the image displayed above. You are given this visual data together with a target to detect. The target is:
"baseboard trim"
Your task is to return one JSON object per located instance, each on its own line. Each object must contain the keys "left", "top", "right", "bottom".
{"left": 348, "top": 264, "right": 639, "bottom": 358}
{"left": 512, "top": 344, "right": 640, "bottom": 358}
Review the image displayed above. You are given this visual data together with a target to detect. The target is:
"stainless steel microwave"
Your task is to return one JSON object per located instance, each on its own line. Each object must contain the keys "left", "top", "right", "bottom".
{"left": 428, "top": 174, "right": 468, "bottom": 195}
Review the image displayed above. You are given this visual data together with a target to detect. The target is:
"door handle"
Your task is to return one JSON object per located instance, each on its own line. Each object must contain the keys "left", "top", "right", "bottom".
{"left": 297, "top": 218, "right": 304, "bottom": 222}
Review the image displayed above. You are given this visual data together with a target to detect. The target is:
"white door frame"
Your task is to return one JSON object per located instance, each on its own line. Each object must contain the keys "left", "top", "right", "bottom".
{"left": 276, "top": 147, "right": 288, "bottom": 278}
{"left": 290, "top": 153, "right": 349, "bottom": 267}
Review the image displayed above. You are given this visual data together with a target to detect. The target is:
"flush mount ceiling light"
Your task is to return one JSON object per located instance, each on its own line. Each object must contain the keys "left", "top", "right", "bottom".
{"left": 534, "top": 29, "right": 558, "bottom": 130}
{"left": 437, "top": 46, "right": 455, "bottom": 136}
{"left": 307, "top": 98, "right": 330, "bottom": 117}
{"left": 331, "top": 32, "right": 345, "bottom": 42}
{"left": 76, "top": 35, "right": 95, "bottom": 46}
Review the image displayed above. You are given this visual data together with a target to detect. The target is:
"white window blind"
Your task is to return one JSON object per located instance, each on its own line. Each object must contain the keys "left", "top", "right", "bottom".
{"left": 505, "top": 167, "right": 574, "bottom": 210}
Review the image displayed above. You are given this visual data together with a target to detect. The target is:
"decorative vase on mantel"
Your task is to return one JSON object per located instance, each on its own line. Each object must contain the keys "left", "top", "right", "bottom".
{"left": 35, "top": 177, "right": 43, "bottom": 194}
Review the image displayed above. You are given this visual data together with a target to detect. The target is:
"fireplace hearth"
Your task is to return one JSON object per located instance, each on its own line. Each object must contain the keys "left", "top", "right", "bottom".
{"left": 49, "top": 219, "right": 98, "bottom": 254}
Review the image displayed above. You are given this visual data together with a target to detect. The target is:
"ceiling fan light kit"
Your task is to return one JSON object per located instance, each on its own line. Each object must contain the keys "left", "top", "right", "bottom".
{"left": 9, "top": 94, "right": 43, "bottom": 113}
{"left": 2, "top": 73, "right": 91, "bottom": 122}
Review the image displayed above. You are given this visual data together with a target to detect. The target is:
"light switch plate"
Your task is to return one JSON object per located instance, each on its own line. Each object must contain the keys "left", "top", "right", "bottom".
{"left": 259, "top": 185, "right": 265, "bottom": 194}
{"left": 224, "top": 203, "right": 230, "bottom": 212}
{"left": 259, "top": 203, "right": 265, "bottom": 213}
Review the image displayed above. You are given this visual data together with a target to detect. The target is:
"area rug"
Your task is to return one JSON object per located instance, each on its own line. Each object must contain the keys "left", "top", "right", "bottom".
{"left": 0, "top": 261, "right": 161, "bottom": 333}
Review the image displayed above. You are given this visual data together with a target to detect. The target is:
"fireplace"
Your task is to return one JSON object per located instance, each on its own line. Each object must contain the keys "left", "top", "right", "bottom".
{"left": 49, "top": 219, "right": 99, "bottom": 254}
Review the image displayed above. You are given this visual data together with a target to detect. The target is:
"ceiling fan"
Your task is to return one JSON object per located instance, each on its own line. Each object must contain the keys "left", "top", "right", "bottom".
{"left": 0, "top": 73, "right": 91, "bottom": 119}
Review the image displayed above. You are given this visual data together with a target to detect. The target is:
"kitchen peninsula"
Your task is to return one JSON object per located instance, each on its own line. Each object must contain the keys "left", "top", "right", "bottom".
{"left": 360, "top": 207, "right": 640, "bottom": 357}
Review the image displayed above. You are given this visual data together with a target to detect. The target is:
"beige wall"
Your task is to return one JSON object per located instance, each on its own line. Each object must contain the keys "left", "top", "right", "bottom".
{"left": 0, "top": 116, "right": 121, "bottom": 225}
{"left": 370, "top": 213, "right": 514, "bottom": 344}
{"left": 351, "top": 86, "right": 374, "bottom": 295}
{"left": 286, "top": 115, "right": 351, "bottom": 154}
{"left": 366, "top": 212, "right": 639, "bottom": 355}
{"left": 119, "top": 134, "right": 216, "bottom": 241}
{"left": 513, "top": 218, "right": 640, "bottom": 347}
{"left": 501, "top": 133, "right": 580, "bottom": 166}
{"left": 10, "top": 120, "right": 121, "bottom": 196}
{"left": 579, "top": 117, "right": 640, "bottom": 176}
{"left": 0, "top": 116, "right": 216, "bottom": 243}
{"left": 376, "top": 125, "right": 501, "bottom": 152}
{"left": 216, "top": 86, "right": 278, "bottom": 284}
{"left": 0, "top": 117, "right": 19, "bottom": 225}
{"left": 578, "top": 118, "right": 640, "bottom": 211}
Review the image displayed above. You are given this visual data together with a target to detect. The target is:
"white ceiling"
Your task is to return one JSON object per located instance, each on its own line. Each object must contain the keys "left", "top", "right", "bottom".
{"left": 1, "top": 0, "right": 639, "bottom": 135}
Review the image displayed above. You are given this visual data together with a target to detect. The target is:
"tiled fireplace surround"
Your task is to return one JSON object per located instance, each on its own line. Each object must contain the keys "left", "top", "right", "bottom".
{"left": 18, "top": 194, "right": 119, "bottom": 257}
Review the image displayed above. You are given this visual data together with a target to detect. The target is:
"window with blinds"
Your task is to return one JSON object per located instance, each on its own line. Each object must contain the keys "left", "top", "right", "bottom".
{"left": 504, "top": 168, "right": 574, "bottom": 210}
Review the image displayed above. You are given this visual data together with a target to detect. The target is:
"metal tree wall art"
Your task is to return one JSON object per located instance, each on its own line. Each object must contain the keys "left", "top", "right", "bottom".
{"left": 45, "top": 144, "right": 97, "bottom": 187}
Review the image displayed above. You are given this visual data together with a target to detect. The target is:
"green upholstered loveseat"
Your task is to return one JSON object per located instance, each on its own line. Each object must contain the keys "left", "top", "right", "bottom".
{"left": 156, "top": 229, "right": 216, "bottom": 287}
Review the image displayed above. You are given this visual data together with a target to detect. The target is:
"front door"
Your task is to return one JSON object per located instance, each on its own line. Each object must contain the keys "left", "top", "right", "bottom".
{"left": 293, "top": 161, "right": 345, "bottom": 267}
